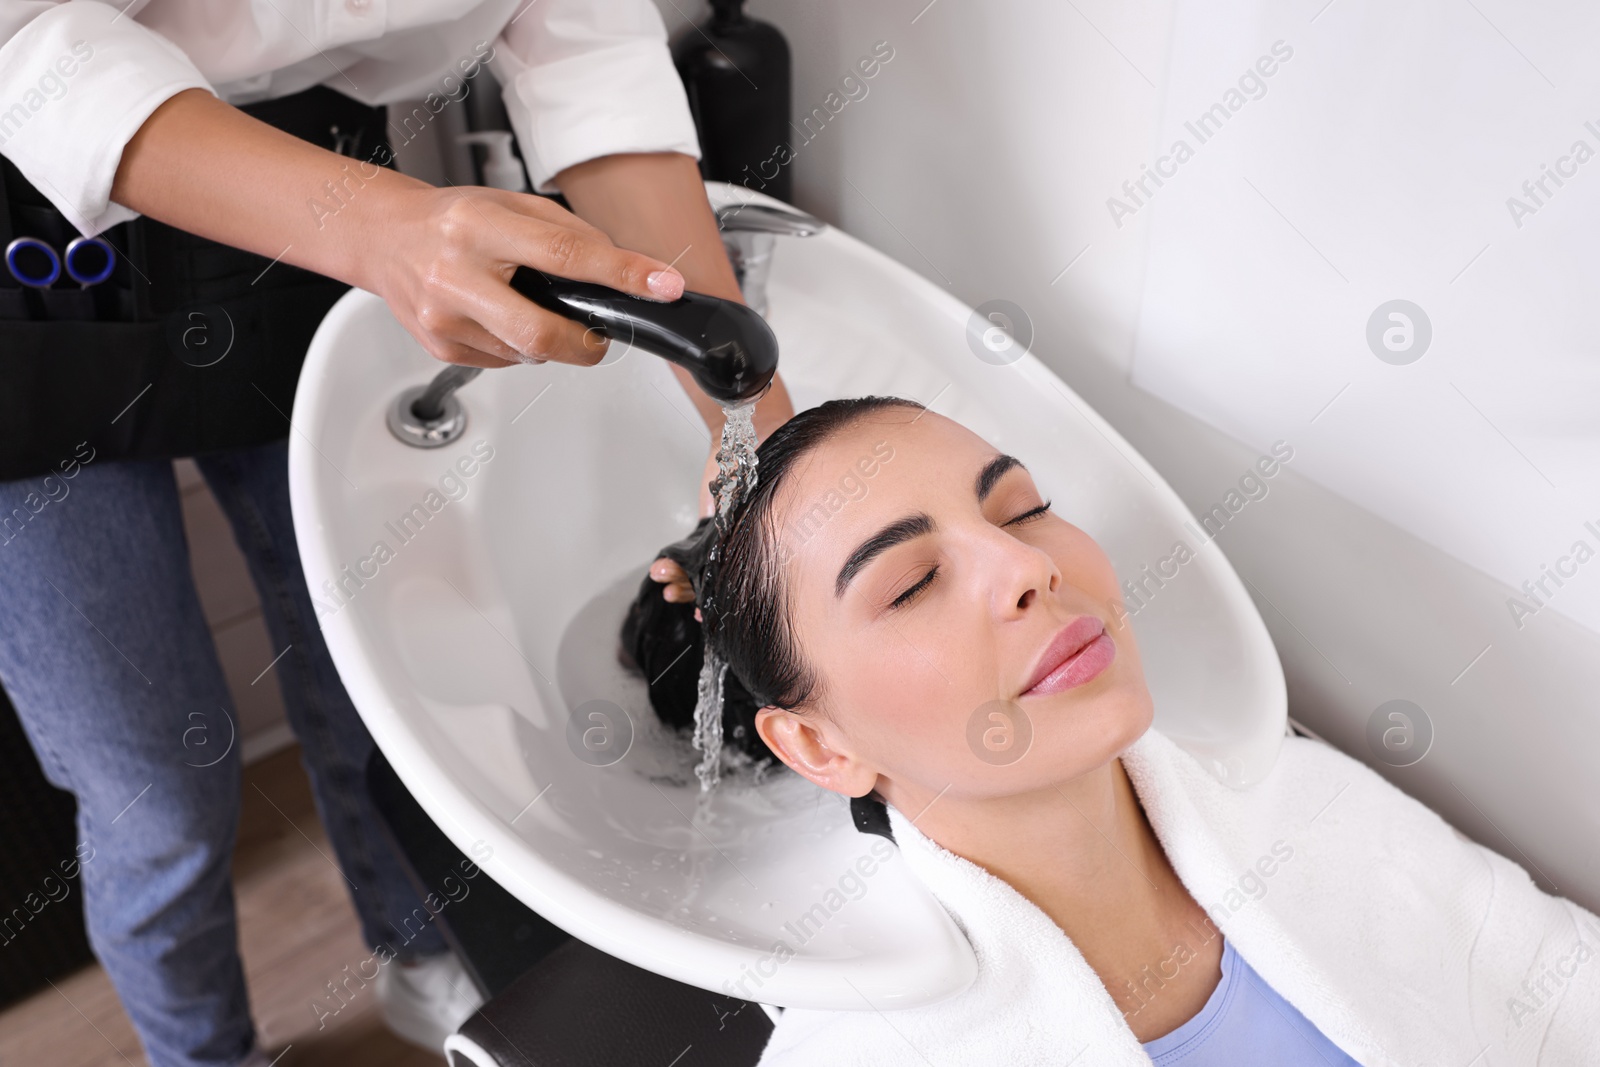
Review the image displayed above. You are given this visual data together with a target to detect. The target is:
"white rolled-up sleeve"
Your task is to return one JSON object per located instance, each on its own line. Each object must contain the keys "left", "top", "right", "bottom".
{"left": 0, "top": 1, "right": 214, "bottom": 235}
{"left": 490, "top": 0, "right": 700, "bottom": 194}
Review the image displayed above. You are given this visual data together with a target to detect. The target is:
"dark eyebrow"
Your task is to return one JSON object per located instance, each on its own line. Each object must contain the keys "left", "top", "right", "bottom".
{"left": 832, "top": 456, "right": 1026, "bottom": 600}
{"left": 835, "top": 514, "right": 935, "bottom": 598}
{"left": 976, "top": 454, "right": 1024, "bottom": 502}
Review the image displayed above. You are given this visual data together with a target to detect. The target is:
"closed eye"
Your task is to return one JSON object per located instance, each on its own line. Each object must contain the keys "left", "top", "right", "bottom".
{"left": 1005, "top": 500, "right": 1052, "bottom": 526}
{"left": 890, "top": 566, "right": 938, "bottom": 609}
{"left": 889, "top": 500, "right": 1051, "bottom": 610}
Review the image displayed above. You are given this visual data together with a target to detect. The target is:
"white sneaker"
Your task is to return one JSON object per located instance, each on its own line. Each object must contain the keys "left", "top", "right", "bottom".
{"left": 373, "top": 951, "right": 487, "bottom": 1053}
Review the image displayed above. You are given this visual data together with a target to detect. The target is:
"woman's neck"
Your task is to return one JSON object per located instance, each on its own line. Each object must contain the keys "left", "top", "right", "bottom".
{"left": 909, "top": 758, "right": 1175, "bottom": 938}
{"left": 897, "top": 757, "right": 1227, "bottom": 1037}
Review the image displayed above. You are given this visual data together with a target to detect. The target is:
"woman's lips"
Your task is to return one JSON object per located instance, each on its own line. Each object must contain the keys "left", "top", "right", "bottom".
{"left": 1020, "top": 616, "right": 1115, "bottom": 698}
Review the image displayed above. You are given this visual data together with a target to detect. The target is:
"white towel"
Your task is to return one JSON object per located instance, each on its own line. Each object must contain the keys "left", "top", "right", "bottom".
{"left": 757, "top": 726, "right": 1600, "bottom": 1065}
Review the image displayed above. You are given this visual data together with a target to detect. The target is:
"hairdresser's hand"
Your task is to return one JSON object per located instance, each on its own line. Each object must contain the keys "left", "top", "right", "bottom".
{"left": 107, "top": 92, "right": 685, "bottom": 370}
{"left": 545, "top": 153, "right": 797, "bottom": 596}
{"left": 649, "top": 558, "right": 696, "bottom": 605}
{"left": 374, "top": 184, "right": 687, "bottom": 368}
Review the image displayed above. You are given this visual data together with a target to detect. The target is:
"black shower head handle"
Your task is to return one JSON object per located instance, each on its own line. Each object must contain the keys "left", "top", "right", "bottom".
{"left": 509, "top": 266, "right": 779, "bottom": 406}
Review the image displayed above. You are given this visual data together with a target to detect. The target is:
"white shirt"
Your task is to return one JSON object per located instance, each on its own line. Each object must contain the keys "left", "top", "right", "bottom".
{"left": 0, "top": 0, "right": 700, "bottom": 235}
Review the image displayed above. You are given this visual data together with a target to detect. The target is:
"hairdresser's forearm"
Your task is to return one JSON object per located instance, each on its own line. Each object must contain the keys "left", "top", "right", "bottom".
{"left": 554, "top": 151, "right": 794, "bottom": 439}
{"left": 111, "top": 90, "right": 696, "bottom": 367}
{"left": 110, "top": 89, "right": 420, "bottom": 294}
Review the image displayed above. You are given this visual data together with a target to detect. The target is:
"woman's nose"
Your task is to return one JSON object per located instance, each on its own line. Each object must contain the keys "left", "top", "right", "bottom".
{"left": 979, "top": 527, "right": 1061, "bottom": 619}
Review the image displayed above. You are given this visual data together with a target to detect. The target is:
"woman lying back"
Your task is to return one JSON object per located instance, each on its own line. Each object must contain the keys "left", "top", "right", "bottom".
{"left": 623, "top": 396, "right": 1600, "bottom": 1065}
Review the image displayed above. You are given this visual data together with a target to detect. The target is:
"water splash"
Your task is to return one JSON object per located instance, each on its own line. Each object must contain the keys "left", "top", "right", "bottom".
{"left": 689, "top": 399, "right": 761, "bottom": 792}
{"left": 691, "top": 652, "right": 728, "bottom": 791}
{"left": 710, "top": 401, "right": 760, "bottom": 525}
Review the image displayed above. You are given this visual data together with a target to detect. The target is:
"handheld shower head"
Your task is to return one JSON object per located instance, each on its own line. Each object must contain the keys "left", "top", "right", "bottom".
{"left": 509, "top": 267, "right": 779, "bottom": 406}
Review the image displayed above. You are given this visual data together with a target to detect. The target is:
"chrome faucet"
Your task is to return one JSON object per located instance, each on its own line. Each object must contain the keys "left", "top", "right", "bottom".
{"left": 716, "top": 202, "right": 825, "bottom": 317}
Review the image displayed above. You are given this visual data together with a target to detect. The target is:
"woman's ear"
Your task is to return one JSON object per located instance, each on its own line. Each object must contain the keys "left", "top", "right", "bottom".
{"left": 756, "top": 705, "right": 877, "bottom": 798}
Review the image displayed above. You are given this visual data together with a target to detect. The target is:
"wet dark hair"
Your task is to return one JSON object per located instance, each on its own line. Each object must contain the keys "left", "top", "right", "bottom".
{"left": 618, "top": 396, "right": 923, "bottom": 763}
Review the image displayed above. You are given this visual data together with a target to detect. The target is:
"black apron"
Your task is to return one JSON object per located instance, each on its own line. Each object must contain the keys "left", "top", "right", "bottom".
{"left": 0, "top": 85, "right": 394, "bottom": 482}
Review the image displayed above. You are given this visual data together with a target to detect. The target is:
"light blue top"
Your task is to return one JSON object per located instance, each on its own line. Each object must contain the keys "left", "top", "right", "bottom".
{"left": 1139, "top": 937, "right": 1364, "bottom": 1065}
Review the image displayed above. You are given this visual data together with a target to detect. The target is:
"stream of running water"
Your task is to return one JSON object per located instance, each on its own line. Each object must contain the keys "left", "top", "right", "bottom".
{"left": 689, "top": 399, "right": 760, "bottom": 793}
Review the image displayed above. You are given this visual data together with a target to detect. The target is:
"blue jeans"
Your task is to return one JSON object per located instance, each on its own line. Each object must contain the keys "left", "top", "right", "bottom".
{"left": 0, "top": 439, "right": 446, "bottom": 1067}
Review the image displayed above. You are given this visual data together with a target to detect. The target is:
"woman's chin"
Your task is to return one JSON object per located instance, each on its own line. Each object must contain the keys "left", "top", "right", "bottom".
{"left": 1025, "top": 684, "right": 1155, "bottom": 771}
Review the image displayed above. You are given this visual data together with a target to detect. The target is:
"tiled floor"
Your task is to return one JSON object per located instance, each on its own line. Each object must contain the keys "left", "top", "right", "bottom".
{"left": 0, "top": 745, "right": 447, "bottom": 1067}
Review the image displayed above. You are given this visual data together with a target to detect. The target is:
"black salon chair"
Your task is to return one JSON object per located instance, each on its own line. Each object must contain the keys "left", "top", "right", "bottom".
{"left": 366, "top": 749, "right": 774, "bottom": 1066}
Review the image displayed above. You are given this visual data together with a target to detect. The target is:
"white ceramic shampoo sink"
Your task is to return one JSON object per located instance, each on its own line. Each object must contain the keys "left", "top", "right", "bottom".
{"left": 288, "top": 183, "right": 1286, "bottom": 1010}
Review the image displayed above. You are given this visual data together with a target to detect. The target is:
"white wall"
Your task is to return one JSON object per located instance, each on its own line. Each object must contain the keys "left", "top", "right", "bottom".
{"left": 661, "top": 0, "right": 1600, "bottom": 911}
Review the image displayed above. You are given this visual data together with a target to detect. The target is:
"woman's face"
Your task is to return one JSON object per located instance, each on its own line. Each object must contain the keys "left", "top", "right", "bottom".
{"left": 754, "top": 409, "right": 1154, "bottom": 807}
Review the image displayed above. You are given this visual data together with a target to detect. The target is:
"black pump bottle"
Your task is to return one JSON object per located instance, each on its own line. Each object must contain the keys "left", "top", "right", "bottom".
{"left": 670, "top": 0, "right": 793, "bottom": 205}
